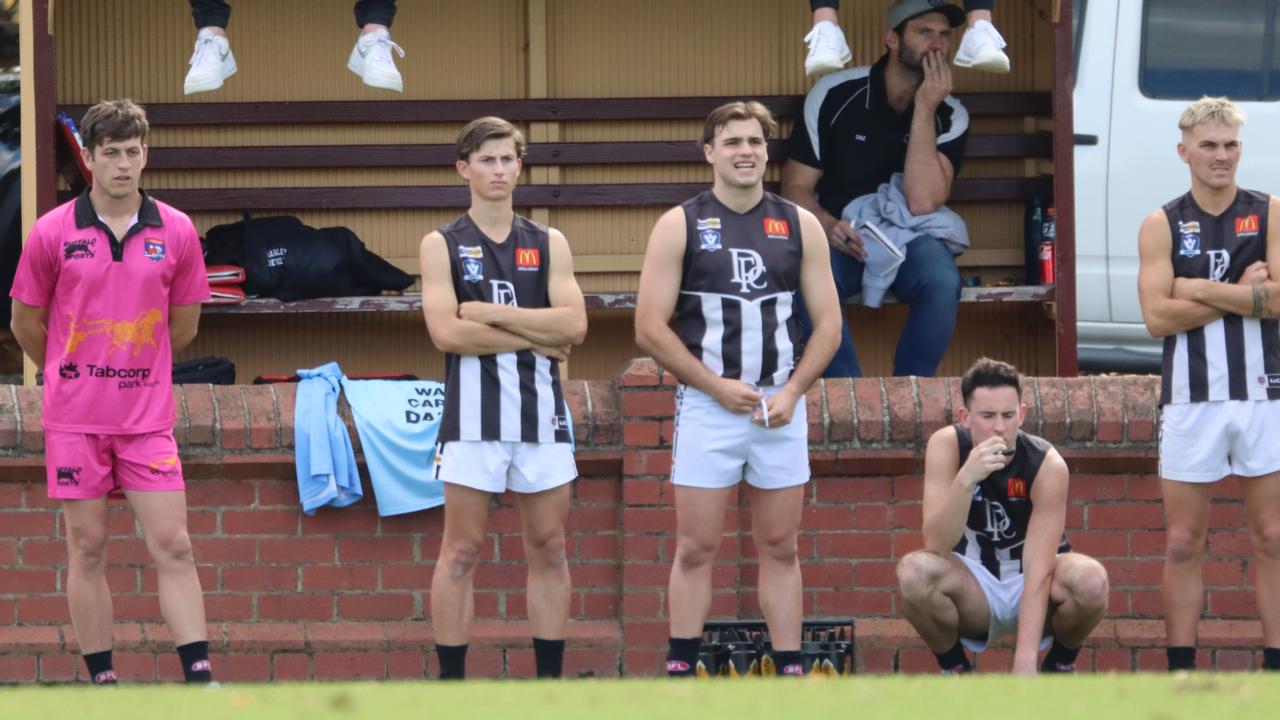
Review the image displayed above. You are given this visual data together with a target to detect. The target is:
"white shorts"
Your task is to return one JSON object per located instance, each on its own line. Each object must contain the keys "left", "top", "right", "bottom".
{"left": 670, "top": 384, "right": 810, "bottom": 490}
{"left": 1159, "top": 400, "right": 1280, "bottom": 483}
{"left": 954, "top": 552, "right": 1052, "bottom": 654}
{"left": 434, "top": 441, "right": 576, "bottom": 494}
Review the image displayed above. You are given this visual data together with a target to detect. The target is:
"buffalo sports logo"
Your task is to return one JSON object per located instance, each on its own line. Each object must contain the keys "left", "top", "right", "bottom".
{"left": 63, "top": 238, "right": 97, "bottom": 260}
{"left": 142, "top": 238, "right": 166, "bottom": 262}
{"left": 1235, "top": 214, "right": 1260, "bottom": 238}
{"left": 763, "top": 217, "right": 790, "bottom": 239}
{"left": 515, "top": 247, "right": 541, "bottom": 271}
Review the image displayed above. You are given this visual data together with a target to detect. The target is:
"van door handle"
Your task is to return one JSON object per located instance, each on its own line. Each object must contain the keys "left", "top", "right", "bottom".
{"left": 1074, "top": 133, "right": 1099, "bottom": 146}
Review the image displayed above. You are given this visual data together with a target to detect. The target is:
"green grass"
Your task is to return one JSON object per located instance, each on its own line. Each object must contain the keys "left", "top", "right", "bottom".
{"left": 1, "top": 674, "right": 1277, "bottom": 719}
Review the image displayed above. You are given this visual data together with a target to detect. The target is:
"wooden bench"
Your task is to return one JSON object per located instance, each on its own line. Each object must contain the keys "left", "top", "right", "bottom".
{"left": 57, "top": 93, "right": 1056, "bottom": 313}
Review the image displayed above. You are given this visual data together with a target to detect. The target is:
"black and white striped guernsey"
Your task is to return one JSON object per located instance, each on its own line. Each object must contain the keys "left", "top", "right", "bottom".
{"left": 952, "top": 425, "right": 1071, "bottom": 581}
{"left": 674, "top": 191, "right": 805, "bottom": 387}
{"left": 1159, "top": 189, "right": 1278, "bottom": 405}
{"left": 437, "top": 213, "right": 571, "bottom": 444}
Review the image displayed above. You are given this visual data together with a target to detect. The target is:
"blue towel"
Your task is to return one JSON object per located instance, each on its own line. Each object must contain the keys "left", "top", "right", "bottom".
{"left": 294, "top": 362, "right": 363, "bottom": 514}
{"left": 340, "top": 378, "right": 446, "bottom": 516}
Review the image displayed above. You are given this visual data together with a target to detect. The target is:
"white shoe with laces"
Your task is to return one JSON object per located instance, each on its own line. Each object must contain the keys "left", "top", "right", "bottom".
{"left": 953, "top": 19, "right": 1010, "bottom": 73}
{"left": 804, "top": 21, "right": 852, "bottom": 76}
{"left": 347, "top": 28, "right": 405, "bottom": 92}
{"left": 183, "top": 28, "right": 236, "bottom": 95}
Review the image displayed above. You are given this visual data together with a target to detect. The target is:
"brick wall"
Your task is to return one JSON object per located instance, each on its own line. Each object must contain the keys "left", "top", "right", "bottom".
{"left": 0, "top": 362, "right": 1267, "bottom": 681}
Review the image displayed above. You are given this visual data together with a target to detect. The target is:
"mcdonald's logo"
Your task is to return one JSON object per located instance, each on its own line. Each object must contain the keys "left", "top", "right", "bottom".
{"left": 515, "top": 247, "right": 541, "bottom": 269}
{"left": 763, "top": 218, "right": 791, "bottom": 238}
{"left": 1006, "top": 477, "right": 1028, "bottom": 499}
{"left": 1235, "top": 214, "right": 1260, "bottom": 237}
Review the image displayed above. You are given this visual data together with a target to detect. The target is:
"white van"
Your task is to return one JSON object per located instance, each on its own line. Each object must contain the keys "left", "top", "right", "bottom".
{"left": 1073, "top": 0, "right": 1280, "bottom": 371}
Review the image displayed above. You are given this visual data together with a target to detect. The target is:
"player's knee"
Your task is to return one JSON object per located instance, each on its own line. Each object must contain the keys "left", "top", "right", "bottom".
{"left": 1068, "top": 561, "right": 1110, "bottom": 612}
{"left": 754, "top": 531, "right": 798, "bottom": 565}
{"left": 1165, "top": 526, "right": 1207, "bottom": 564}
{"left": 151, "top": 529, "right": 195, "bottom": 566}
{"left": 444, "top": 537, "right": 485, "bottom": 577}
{"left": 1248, "top": 519, "right": 1280, "bottom": 560}
{"left": 67, "top": 531, "right": 109, "bottom": 571}
{"left": 525, "top": 531, "right": 568, "bottom": 569}
{"left": 896, "top": 551, "right": 944, "bottom": 599}
{"left": 674, "top": 536, "right": 719, "bottom": 573}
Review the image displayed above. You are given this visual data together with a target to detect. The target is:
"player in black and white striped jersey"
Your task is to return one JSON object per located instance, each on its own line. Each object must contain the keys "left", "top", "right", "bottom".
{"left": 636, "top": 101, "right": 842, "bottom": 677}
{"left": 1137, "top": 96, "right": 1280, "bottom": 672}
{"left": 421, "top": 116, "right": 587, "bottom": 680}
{"left": 896, "top": 358, "right": 1108, "bottom": 675}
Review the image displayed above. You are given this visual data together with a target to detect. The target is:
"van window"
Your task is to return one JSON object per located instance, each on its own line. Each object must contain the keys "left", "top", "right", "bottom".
{"left": 1140, "top": 0, "right": 1280, "bottom": 100}
{"left": 1072, "top": 0, "right": 1087, "bottom": 78}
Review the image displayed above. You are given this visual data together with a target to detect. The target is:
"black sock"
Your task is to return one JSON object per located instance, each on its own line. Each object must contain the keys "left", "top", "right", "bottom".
{"left": 533, "top": 637, "right": 565, "bottom": 679}
{"left": 1040, "top": 639, "right": 1080, "bottom": 672}
{"left": 1167, "top": 646, "right": 1197, "bottom": 671}
{"left": 773, "top": 650, "right": 805, "bottom": 676}
{"left": 934, "top": 641, "right": 972, "bottom": 673}
{"left": 1263, "top": 647, "right": 1280, "bottom": 671}
{"left": 83, "top": 650, "right": 116, "bottom": 685}
{"left": 176, "top": 641, "right": 213, "bottom": 683}
{"left": 436, "top": 643, "right": 468, "bottom": 680}
{"left": 666, "top": 637, "right": 702, "bottom": 677}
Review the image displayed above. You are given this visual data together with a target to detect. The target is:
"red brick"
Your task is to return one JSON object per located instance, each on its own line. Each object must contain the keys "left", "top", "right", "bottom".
{"left": 897, "top": 647, "right": 938, "bottom": 674}
{"left": 623, "top": 421, "right": 661, "bottom": 447}
{"left": 1065, "top": 377, "right": 1096, "bottom": 442}
{"left": 1089, "top": 503, "right": 1164, "bottom": 530}
{"left": 1037, "top": 377, "right": 1067, "bottom": 442}
{"left": 1208, "top": 590, "right": 1257, "bottom": 617}
{"left": 213, "top": 385, "right": 249, "bottom": 450}
{"left": 337, "top": 593, "right": 415, "bottom": 620}
{"left": 890, "top": 502, "right": 921, "bottom": 529}
{"left": 15, "top": 598, "right": 70, "bottom": 623}
{"left": 257, "top": 480, "right": 302, "bottom": 506}
{"left": 303, "top": 565, "right": 378, "bottom": 591}
{"left": 621, "top": 620, "right": 669, "bottom": 647}
{"left": 203, "top": 593, "right": 254, "bottom": 621}
{"left": 1208, "top": 530, "right": 1253, "bottom": 558}
{"left": 1106, "top": 559, "right": 1163, "bottom": 586}
{"left": 1214, "top": 649, "right": 1256, "bottom": 671}
{"left": 0, "top": 655, "right": 38, "bottom": 683}
{"left": 1070, "top": 474, "right": 1128, "bottom": 501}
{"left": 474, "top": 563, "right": 526, "bottom": 590}
{"left": 814, "top": 532, "right": 891, "bottom": 559}
{"left": 580, "top": 591, "right": 621, "bottom": 618}
{"left": 853, "top": 378, "right": 885, "bottom": 443}
{"left": 622, "top": 649, "right": 665, "bottom": 677}
{"left": 565, "top": 648, "right": 622, "bottom": 678}
{"left": 192, "top": 537, "right": 258, "bottom": 564}
{"left": 0, "top": 386, "right": 19, "bottom": 450}
{"left": 0, "top": 510, "right": 56, "bottom": 537}
{"left": 314, "top": 651, "right": 386, "bottom": 680}
{"left": 1069, "top": 530, "right": 1129, "bottom": 558}
{"left": 0, "top": 482, "right": 23, "bottom": 508}
{"left": 802, "top": 561, "right": 854, "bottom": 589}
{"left": 388, "top": 650, "right": 427, "bottom": 679}
{"left": 183, "top": 384, "right": 217, "bottom": 446}
{"left": 825, "top": 378, "right": 855, "bottom": 443}
{"left": 812, "top": 477, "right": 892, "bottom": 502}
{"left": 574, "top": 476, "right": 621, "bottom": 504}
{"left": 1093, "top": 648, "right": 1133, "bottom": 672}
{"left": 810, "top": 589, "right": 893, "bottom": 615}
{"left": 223, "top": 565, "right": 298, "bottom": 592}
{"left": 38, "top": 654, "right": 80, "bottom": 682}
{"left": 15, "top": 387, "right": 43, "bottom": 452}
{"left": 801, "top": 506, "right": 854, "bottom": 531}
{"left": 916, "top": 377, "right": 951, "bottom": 438}
{"left": 622, "top": 508, "right": 676, "bottom": 533}
{"left": 268, "top": 653, "right": 312, "bottom": 681}
{"left": 0, "top": 568, "right": 57, "bottom": 593}
{"left": 223, "top": 509, "right": 300, "bottom": 535}
{"left": 1129, "top": 590, "right": 1164, "bottom": 617}
{"left": 567, "top": 506, "right": 621, "bottom": 533}
{"left": 214, "top": 653, "right": 272, "bottom": 682}
{"left": 258, "top": 594, "right": 334, "bottom": 621}
{"left": 575, "top": 534, "right": 618, "bottom": 562}
{"left": 853, "top": 560, "right": 899, "bottom": 588}
{"left": 621, "top": 391, "right": 675, "bottom": 419}
{"left": 113, "top": 652, "right": 156, "bottom": 681}
{"left": 1094, "top": 377, "right": 1126, "bottom": 443}
{"left": 259, "top": 537, "right": 335, "bottom": 564}
{"left": 622, "top": 449, "right": 672, "bottom": 476}
{"left": 244, "top": 385, "right": 279, "bottom": 449}
{"left": 185, "top": 479, "right": 256, "bottom": 508}
{"left": 276, "top": 384, "right": 297, "bottom": 448}
{"left": 884, "top": 377, "right": 917, "bottom": 443}
{"left": 619, "top": 358, "right": 661, "bottom": 387}
{"left": 466, "top": 648, "right": 505, "bottom": 678}
{"left": 621, "top": 590, "right": 662, "bottom": 618}
{"left": 1124, "top": 378, "right": 1158, "bottom": 444}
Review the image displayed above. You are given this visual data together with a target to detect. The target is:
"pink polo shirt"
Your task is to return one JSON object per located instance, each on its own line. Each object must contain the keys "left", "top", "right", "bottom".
{"left": 10, "top": 190, "right": 211, "bottom": 434}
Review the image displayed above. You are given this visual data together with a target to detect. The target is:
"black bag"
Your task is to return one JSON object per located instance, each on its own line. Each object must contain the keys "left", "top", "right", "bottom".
{"left": 173, "top": 356, "right": 236, "bottom": 385}
{"left": 203, "top": 215, "right": 413, "bottom": 302}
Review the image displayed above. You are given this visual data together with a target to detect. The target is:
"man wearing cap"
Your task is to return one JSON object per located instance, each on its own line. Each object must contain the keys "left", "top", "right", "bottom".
{"left": 783, "top": 0, "right": 969, "bottom": 378}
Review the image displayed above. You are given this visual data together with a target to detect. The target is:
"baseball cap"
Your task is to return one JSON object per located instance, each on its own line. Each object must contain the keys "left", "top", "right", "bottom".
{"left": 885, "top": 0, "right": 966, "bottom": 30}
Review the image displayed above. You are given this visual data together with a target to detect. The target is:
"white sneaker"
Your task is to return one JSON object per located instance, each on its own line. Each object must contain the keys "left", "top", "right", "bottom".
{"left": 183, "top": 28, "right": 236, "bottom": 95}
{"left": 804, "top": 21, "right": 852, "bottom": 76}
{"left": 953, "top": 20, "right": 1010, "bottom": 73}
{"left": 347, "top": 28, "right": 405, "bottom": 93}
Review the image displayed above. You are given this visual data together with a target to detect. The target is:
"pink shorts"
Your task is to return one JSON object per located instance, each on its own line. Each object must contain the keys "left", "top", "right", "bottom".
{"left": 45, "top": 430, "right": 186, "bottom": 500}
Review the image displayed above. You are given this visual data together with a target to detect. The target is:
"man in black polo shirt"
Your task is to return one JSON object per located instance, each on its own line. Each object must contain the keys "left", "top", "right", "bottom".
{"left": 783, "top": 0, "right": 969, "bottom": 378}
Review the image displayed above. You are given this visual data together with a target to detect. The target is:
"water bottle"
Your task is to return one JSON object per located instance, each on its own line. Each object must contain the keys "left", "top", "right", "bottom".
{"left": 1040, "top": 207, "right": 1057, "bottom": 285}
{"left": 1024, "top": 193, "right": 1046, "bottom": 284}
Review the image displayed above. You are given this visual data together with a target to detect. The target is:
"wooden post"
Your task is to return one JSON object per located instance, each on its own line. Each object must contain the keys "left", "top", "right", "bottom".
{"left": 19, "top": 0, "right": 56, "bottom": 386}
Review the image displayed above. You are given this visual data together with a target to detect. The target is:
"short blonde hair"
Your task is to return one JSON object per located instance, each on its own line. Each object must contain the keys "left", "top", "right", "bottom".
{"left": 1179, "top": 96, "right": 1247, "bottom": 132}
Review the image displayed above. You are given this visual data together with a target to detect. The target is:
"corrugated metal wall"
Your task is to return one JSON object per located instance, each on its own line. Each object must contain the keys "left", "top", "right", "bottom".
{"left": 54, "top": 0, "right": 1059, "bottom": 380}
